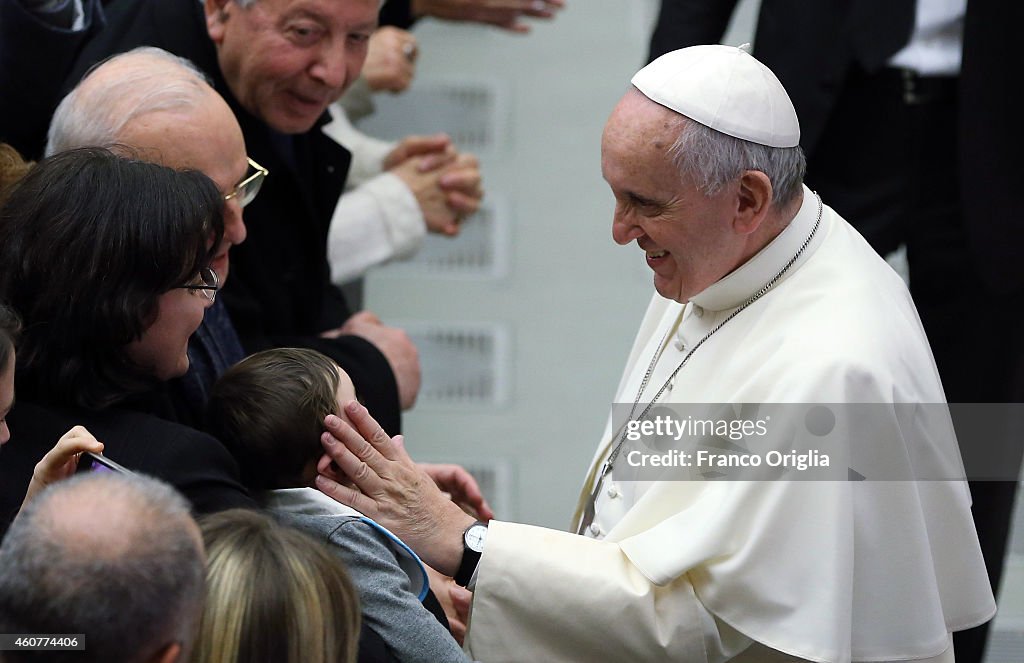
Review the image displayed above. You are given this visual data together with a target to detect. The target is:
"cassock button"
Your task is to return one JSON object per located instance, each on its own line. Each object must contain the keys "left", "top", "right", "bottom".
{"left": 588, "top": 523, "right": 602, "bottom": 536}
{"left": 607, "top": 485, "right": 620, "bottom": 499}
{"left": 673, "top": 338, "right": 685, "bottom": 352}
{"left": 692, "top": 305, "right": 704, "bottom": 318}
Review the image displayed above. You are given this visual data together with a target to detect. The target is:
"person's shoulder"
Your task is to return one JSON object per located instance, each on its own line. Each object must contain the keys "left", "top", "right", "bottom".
{"left": 3, "top": 401, "right": 255, "bottom": 515}
{"left": 279, "top": 507, "right": 374, "bottom": 544}
{"left": 75, "top": 407, "right": 254, "bottom": 511}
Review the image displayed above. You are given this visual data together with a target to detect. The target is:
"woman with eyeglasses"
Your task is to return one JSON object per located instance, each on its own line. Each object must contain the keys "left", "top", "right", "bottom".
{"left": 0, "top": 146, "right": 257, "bottom": 532}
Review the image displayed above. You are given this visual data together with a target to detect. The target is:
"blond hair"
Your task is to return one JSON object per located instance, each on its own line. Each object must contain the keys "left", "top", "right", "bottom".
{"left": 194, "top": 510, "right": 360, "bottom": 663}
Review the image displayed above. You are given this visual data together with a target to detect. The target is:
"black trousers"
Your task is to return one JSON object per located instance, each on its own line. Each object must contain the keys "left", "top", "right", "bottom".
{"left": 807, "top": 65, "right": 1024, "bottom": 663}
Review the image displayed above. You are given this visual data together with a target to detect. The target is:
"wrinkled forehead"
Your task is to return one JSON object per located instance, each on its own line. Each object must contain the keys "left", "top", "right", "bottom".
{"left": 118, "top": 98, "right": 247, "bottom": 188}
{"left": 601, "top": 89, "right": 683, "bottom": 174}
{"left": 604, "top": 89, "right": 682, "bottom": 149}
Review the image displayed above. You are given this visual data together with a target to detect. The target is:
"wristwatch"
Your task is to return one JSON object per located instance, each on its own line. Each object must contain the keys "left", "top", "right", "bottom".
{"left": 454, "top": 520, "right": 488, "bottom": 587}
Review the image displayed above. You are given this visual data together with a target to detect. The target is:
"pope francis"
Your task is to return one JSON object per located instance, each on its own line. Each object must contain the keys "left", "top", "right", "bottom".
{"left": 317, "top": 45, "right": 996, "bottom": 663}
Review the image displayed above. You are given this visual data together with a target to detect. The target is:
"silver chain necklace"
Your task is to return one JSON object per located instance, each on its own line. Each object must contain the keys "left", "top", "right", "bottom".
{"left": 577, "top": 193, "right": 823, "bottom": 536}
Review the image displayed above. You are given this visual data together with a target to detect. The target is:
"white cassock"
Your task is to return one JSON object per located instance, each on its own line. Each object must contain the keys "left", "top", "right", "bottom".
{"left": 464, "top": 186, "right": 995, "bottom": 663}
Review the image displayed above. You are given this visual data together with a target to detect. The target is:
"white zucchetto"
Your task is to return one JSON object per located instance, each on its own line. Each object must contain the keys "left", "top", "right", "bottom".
{"left": 632, "top": 44, "right": 801, "bottom": 148}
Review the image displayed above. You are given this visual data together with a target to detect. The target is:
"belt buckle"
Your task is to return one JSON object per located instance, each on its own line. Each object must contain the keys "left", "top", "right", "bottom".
{"left": 900, "top": 68, "right": 922, "bottom": 105}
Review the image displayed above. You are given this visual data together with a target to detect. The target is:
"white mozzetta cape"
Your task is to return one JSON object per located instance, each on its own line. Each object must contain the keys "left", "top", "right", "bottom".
{"left": 465, "top": 187, "right": 995, "bottom": 663}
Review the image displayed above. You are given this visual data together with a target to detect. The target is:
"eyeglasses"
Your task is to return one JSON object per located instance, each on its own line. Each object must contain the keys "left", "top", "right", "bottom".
{"left": 176, "top": 266, "right": 220, "bottom": 303}
{"left": 223, "top": 157, "right": 268, "bottom": 208}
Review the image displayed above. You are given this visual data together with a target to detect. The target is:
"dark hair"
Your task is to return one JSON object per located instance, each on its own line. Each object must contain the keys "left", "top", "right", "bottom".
{"left": 0, "top": 473, "right": 206, "bottom": 663}
{"left": 0, "top": 147, "right": 223, "bottom": 409}
{"left": 196, "top": 509, "right": 360, "bottom": 663}
{"left": 206, "top": 348, "right": 343, "bottom": 490}
{"left": 0, "top": 303, "right": 20, "bottom": 372}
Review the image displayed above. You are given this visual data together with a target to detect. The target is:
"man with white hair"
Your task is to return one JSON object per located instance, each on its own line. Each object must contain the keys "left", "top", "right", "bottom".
{"left": 316, "top": 45, "right": 996, "bottom": 662}
{"left": 0, "top": 472, "right": 206, "bottom": 663}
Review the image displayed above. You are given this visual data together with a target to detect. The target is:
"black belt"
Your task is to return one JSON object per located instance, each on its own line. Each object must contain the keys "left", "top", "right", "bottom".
{"left": 877, "top": 67, "right": 958, "bottom": 105}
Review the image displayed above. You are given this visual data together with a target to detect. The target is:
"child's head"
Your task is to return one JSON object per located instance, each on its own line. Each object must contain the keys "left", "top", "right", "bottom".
{"left": 206, "top": 348, "right": 356, "bottom": 491}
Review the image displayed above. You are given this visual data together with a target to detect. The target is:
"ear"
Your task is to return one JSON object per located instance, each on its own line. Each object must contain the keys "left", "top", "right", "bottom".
{"left": 205, "top": 0, "right": 231, "bottom": 44}
{"left": 150, "top": 642, "right": 182, "bottom": 663}
{"left": 733, "top": 170, "right": 773, "bottom": 236}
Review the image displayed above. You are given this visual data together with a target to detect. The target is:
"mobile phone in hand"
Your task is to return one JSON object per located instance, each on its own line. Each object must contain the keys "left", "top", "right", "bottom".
{"left": 77, "top": 451, "right": 133, "bottom": 475}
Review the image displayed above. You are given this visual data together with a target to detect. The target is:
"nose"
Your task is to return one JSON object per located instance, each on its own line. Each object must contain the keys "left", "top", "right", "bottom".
{"left": 224, "top": 200, "right": 247, "bottom": 246}
{"left": 612, "top": 211, "right": 644, "bottom": 246}
{"left": 309, "top": 42, "right": 351, "bottom": 91}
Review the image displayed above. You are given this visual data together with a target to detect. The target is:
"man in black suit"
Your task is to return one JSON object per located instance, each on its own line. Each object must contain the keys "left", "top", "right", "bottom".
{"left": 649, "top": 2, "right": 1024, "bottom": 661}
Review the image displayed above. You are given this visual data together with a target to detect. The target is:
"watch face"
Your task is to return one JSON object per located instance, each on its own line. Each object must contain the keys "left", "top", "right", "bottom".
{"left": 465, "top": 524, "right": 488, "bottom": 552}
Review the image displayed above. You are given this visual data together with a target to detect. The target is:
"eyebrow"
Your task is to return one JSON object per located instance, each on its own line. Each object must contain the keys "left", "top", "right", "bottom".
{"left": 628, "top": 191, "right": 658, "bottom": 206}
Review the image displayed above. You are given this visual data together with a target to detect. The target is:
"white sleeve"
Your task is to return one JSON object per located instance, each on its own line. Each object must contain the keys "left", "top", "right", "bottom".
{"left": 321, "top": 102, "right": 396, "bottom": 190}
{"left": 464, "top": 521, "right": 749, "bottom": 663}
{"left": 327, "top": 173, "right": 426, "bottom": 285}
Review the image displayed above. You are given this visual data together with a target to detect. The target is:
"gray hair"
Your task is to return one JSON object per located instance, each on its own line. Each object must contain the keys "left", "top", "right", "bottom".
{"left": 0, "top": 472, "right": 206, "bottom": 663}
{"left": 668, "top": 116, "right": 806, "bottom": 209}
{"left": 46, "top": 47, "right": 213, "bottom": 156}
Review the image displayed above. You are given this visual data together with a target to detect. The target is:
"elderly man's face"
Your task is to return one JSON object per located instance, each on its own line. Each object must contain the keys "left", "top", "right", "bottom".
{"left": 118, "top": 86, "right": 249, "bottom": 285}
{"left": 602, "top": 90, "right": 745, "bottom": 304}
{"left": 206, "top": 0, "right": 378, "bottom": 135}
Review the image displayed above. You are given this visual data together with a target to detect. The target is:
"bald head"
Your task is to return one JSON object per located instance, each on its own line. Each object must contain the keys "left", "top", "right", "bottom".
{"left": 0, "top": 473, "right": 206, "bottom": 663}
{"left": 48, "top": 47, "right": 250, "bottom": 282}
{"left": 47, "top": 47, "right": 216, "bottom": 156}
{"left": 33, "top": 472, "right": 202, "bottom": 559}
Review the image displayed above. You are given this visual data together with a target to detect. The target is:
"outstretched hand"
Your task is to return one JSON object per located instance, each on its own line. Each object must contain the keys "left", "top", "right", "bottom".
{"left": 317, "top": 401, "right": 475, "bottom": 575}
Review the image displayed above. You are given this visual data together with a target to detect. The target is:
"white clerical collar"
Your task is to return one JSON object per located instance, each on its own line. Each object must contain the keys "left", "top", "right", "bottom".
{"left": 690, "top": 184, "right": 825, "bottom": 312}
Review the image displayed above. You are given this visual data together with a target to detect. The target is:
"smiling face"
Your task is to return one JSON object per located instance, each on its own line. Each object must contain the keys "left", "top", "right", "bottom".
{"left": 125, "top": 289, "right": 212, "bottom": 382}
{"left": 206, "top": 0, "right": 378, "bottom": 134}
{"left": 602, "top": 90, "right": 748, "bottom": 304}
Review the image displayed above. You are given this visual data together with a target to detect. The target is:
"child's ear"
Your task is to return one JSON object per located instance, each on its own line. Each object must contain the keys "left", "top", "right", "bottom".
{"left": 316, "top": 454, "right": 354, "bottom": 488}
